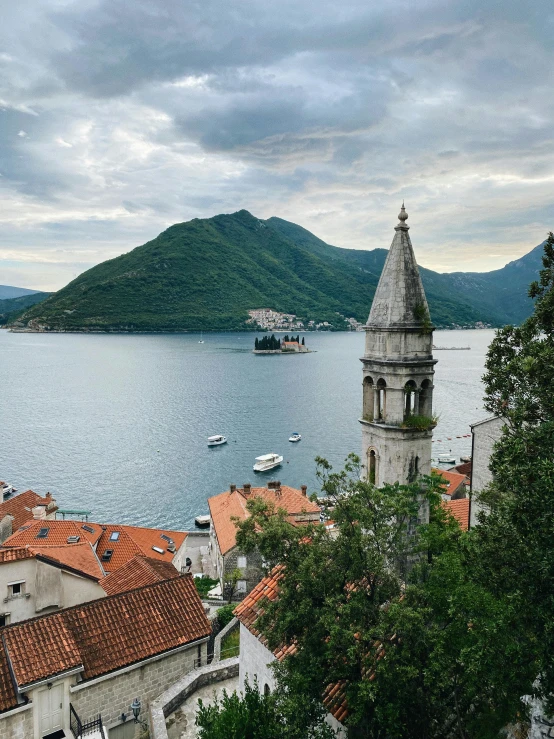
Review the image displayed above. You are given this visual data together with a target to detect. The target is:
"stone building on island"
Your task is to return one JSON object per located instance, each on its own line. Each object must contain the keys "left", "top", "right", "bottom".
{"left": 360, "top": 204, "right": 437, "bottom": 502}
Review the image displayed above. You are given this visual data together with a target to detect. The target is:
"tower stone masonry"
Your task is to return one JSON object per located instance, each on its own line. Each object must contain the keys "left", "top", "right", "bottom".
{"left": 360, "top": 204, "right": 436, "bottom": 504}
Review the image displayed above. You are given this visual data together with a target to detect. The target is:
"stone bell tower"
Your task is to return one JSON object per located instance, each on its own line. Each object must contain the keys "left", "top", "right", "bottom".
{"left": 360, "top": 204, "right": 436, "bottom": 495}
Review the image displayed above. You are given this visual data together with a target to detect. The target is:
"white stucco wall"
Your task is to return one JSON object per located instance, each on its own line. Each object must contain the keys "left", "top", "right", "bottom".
{"left": 470, "top": 416, "right": 506, "bottom": 528}
{"left": 0, "top": 559, "right": 105, "bottom": 624}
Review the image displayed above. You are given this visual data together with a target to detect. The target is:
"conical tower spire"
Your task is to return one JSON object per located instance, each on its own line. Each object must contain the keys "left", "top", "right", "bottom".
{"left": 367, "top": 204, "right": 430, "bottom": 329}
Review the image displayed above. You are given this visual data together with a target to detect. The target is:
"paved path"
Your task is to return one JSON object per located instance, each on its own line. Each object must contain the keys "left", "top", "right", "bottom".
{"left": 165, "top": 676, "right": 238, "bottom": 739}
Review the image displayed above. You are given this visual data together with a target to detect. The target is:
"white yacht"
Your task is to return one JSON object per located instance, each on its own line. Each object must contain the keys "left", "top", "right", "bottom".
{"left": 207, "top": 435, "right": 227, "bottom": 446}
{"left": 437, "top": 454, "right": 456, "bottom": 465}
{"left": 253, "top": 453, "right": 283, "bottom": 472}
{"left": 1, "top": 482, "right": 16, "bottom": 498}
{"left": 288, "top": 432, "right": 301, "bottom": 442}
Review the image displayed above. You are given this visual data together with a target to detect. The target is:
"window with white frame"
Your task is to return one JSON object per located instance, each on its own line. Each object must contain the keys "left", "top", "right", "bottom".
{"left": 237, "top": 555, "right": 247, "bottom": 569}
{"left": 7, "top": 581, "right": 25, "bottom": 598}
{"left": 236, "top": 580, "right": 247, "bottom": 593}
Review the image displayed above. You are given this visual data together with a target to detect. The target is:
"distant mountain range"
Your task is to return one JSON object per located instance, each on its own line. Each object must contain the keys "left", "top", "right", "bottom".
{"left": 10, "top": 210, "right": 544, "bottom": 332}
{"left": 0, "top": 290, "right": 51, "bottom": 326}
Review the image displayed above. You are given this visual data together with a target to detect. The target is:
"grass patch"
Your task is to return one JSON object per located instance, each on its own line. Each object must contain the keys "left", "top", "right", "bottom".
{"left": 194, "top": 576, "right": 220, "bottom": 598}
{"left": 220, "top": 627, "right": 240, "bottom": 659}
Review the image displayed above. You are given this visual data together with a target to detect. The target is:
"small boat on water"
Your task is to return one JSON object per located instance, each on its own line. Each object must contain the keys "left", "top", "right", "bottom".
{"left": 438, "top": 454, "right": 456, "bottom": 465}
{"left": 253, "top": 453, "right": 283, "bottom": 472}
{"left": 288, "top": 432, "right": 301, "bottom": 443}
{"left": 198, "top": 331, "right": 204, "bottom": 344}
{"left": 207, "top": 435, "right": 227, "bottom": 446}
{"left": 195, "top": 514, "right": 211, "bottom": 528}
{"left": 1, "top": 482, "right": 16, "bottom": 498}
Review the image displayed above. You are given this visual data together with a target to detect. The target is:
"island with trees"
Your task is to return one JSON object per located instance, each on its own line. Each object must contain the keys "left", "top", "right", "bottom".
{"left": 253, "top": 334, "right": 312, "bottom": 354}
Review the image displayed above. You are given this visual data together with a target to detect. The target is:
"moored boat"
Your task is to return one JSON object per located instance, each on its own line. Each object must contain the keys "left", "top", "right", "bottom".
{"left": 1, "top": 482, "right": 16, "bottom": 498}
{"left": 195, "top": 514, "right": 211, "bottom": 528}
{"left": 288, "top": 432, "right": 301, "bottom": 442}
{"left": 437, "top": 454, "right": 456, "bottom": 464}
{"left": 253, "top": 453, "right": 283, "bottom": 472}
{"left": 207, "top": 435, "right": 227, "bottom": 446}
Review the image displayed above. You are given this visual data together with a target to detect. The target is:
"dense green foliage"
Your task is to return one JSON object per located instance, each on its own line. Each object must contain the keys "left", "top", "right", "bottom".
{"left": 193, "top": 575, "right": 219, "bottom": 597}
{"left": 255, "top": 334, "right": 281, "bottom": 350}
{"left": 216, "top": 604, "right": 236, "bottom": 629}
{"left": 196, "top": 678, "right": 334, "bottom": 739}
{"left": 14, "top": 210, "right": 539, "bottom": 332}
{"left": 0, "top": 291, "right": 51, "bottom": 325}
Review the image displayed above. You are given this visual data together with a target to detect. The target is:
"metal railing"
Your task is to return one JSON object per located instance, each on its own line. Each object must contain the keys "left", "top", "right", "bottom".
{"left": 70, "top": 703, "right": 106, "bottom": 739}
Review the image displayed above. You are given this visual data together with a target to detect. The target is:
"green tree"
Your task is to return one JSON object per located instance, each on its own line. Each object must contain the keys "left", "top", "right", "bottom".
{"left": 475, "top": 231, "right": 554, "bottom": 713}
{"left": 196, "top": 678, "right": 335, "bottom": 738}
{"left": 223, "top": 567, "right": 243, "bottom": 603}
{"left": 255, "top": 337, "right": 259, "bottom": 350}
{"left": 235, "top": 456, "right": 536, "bottom": 737}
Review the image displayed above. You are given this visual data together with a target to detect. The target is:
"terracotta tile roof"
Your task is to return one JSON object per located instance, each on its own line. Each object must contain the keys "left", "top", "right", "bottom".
{"left": 3, "top": 612, "right": 82, "bottom": 688}
{"left": 442, "top": 498, "right": 470, "bottom": 531}
{"left": 101, "top": 555, "right": 180, "bottom": 596}
{"left": 0, "top": 649, "right": 18, "bottom": 714}
{"left": 209, "top": 486, "right": 320, "bottom": 555}
{"left": 3, "top": 520, "right": 103, "bottom": 548}
{"left": 94, "top": 525, "right": 187, "bottom": 573}
{"left": 0, "top": 490, "right": 57, "bottom": 532}
{"left": 0, "top": 547, "right": 35, "bottom": 563}
{"left": 0, "top": 575, "right": 210, "bottom": 692}
{"left": 0, "top": 543, "right": 103, "bottom": 581}
{"left": 31, "top": 543, "right": 104, "bottom": 580}
{"left": 449, "top": 461, "right": 472, "bottom": 477}
{"left": 432, "top": 468, "right": 467, "bottom": 497}
{"left": 3, "top": 521, "right": 186, "bottom": 574}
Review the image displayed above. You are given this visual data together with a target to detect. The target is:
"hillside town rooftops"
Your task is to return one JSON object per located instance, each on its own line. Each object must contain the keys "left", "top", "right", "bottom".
{"left": 209, "top": 485, "right": 320, "bottom": 555}
{"left": 101, "top": 554, "right": 180, "bottom": 595}
{"left": 0, "top": 575, "right": 211, "bottom": 707}
{"left": 432, "top": 468, "right": 468, "bottom": 497}
{"left": 3, "top": 520, "right": 187, "bottom": 573}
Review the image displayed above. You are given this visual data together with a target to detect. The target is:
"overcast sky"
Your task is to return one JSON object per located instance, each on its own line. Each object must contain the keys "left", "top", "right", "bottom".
{"left": 1, "top": 0, "right": 553, "bottom": 291}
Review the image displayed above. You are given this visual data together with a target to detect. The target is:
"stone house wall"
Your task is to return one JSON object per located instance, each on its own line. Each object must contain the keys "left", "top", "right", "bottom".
{"left": 0, "top": 707, "right": 33, "bottom": 739}
{"left": 223, "top": 547, "right": 264, "bottom": 597}
{"left": 470, "top": 416, "right": 505, "bottom": 528}
{"left": 70, "top": 640, "right": 208, "bottom": 731}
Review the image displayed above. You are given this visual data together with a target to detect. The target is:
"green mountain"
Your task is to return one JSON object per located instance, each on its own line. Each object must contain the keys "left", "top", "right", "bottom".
{"left": 13, "top": 210, "right": 542, "bottom": 332}
{"left": 0, "top": 285, "right": 42, "bottom": 300}
{"left": 0, "top": 292, "right": 51, "bottom": 326}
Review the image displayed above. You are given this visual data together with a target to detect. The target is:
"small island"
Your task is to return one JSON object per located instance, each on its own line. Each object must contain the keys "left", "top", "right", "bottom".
{"left": 253, "top": 334, "right": 313, "bottom": 354}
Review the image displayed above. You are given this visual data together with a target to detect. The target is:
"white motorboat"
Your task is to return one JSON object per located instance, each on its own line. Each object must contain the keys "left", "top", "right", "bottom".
{"left": 195, "top": 514, "right": 211, "bottom": 528}
{"left": 1, "top": 482, "right": 16, "bottom": 498}
{"left": 437, "top": 454, "right": 456, "bottom": 465}
{"left": 253, "top": 453, "right": 283, "bottom": 472}
{"left": 207, "top": 435, "right": 227, "bottom": 446}
{"left": 288, "top": 432, "right": 301, "bottom": 442}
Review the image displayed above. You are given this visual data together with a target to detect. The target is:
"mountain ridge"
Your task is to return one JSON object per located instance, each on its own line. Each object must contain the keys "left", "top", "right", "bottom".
{"left": 12, "top": 210, "right": 542, "bottom": 332}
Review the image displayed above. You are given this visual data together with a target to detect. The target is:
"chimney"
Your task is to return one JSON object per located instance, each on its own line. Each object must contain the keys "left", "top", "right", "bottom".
{"left": 230, "top": 484, "right": 237, "bottom": 493}
{"left": 301, "top": 485, "right": 307, "bottom": 497}
{"left": 267, "top": 481, "right": 276, "bottom": 489}
{"left": 243, "top": 483, "right": 251, "bottom": 495}
{"left": 275, "top": 481, "right": 282, "bottom": 497}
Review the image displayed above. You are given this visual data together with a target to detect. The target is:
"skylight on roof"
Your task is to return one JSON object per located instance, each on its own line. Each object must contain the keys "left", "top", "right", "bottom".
{"left": 152, "top": 546, "right": 164, "bottom": 554}
{"left": 160, "top": 534, "right": 173, "bottom": 543}
{"left": 36, "top": 527, "right": 50, "bottom": 539}
{"left": 82, "top": 525, "right": 95, "bottom": 534}
{"left": 110, "top": 532, "right": 120, "bottom": 541}
{"left": 101, "top": 550, "right": 113, "bottom": 561}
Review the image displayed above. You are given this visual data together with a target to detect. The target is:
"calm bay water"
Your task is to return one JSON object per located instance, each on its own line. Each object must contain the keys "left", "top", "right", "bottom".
{"left": 0, "top": 329, "right": 495, "bottom": 529}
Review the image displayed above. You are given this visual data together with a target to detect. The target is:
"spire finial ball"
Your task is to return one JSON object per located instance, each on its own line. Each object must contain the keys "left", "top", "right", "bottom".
{"left": 398, "top": 203, "right": 408, "bottom": 223}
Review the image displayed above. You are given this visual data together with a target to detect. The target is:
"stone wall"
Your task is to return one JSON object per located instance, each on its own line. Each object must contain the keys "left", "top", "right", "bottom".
{"left": 0, "top": 707, "right": 33, "bottom": 739}
{"left": 238, "top": 623, "right": 276, "bottom": 694}
{"left": 149, "top": 657, "right": 239, "bottom": 739}
{"left": 70, "top": 641, "right": 207, "bottom": 731}
{"left": 223, "top": 547, "right": 264, "bottom": 597}
{"left": 470, "top": 416, "right": 505, "bottom": 528}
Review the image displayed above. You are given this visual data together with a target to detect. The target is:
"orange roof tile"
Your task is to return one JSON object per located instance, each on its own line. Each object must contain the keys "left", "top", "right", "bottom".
{"left": 442, "top": 498, "right": 470, "bottom": 531}
{"left": 0, "top": 649, "right": 18, "bottom": 714}
{"left": 0, "top": 575, "right": 210, "bottom": 692}
{"left": 209, "top": 486, "right": 320, "bottom": 555}
{"left": 432, "top": 468, "right": 467, "bottom": 496}
{"left": 101, "top": 555, "right": 180, "bottom": 596}
{"left": 3, "top": 520, "right": 103, "bottom": 548}
{"left": 94, "top": 524, "right": 187, "bottom": 573}
{"left": 0, "top": 543, "right": 104, "bottom": 581}
{"left": 4, "top": 612, "right": 82, "bottom": 688}
{"left": 30, "top": 543, "right": 104, "bottom": 580}
{"left": 0, "top": 490, "right": 57, "bottom": 532}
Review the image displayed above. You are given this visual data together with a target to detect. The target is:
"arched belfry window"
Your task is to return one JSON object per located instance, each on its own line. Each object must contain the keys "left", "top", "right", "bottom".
{"left": 404, "top": 381, "right": 418, "bottom": 420}
{"left": 363, "top": 376, "right": 374, "bottom": 421}
{"left": 419, "top": 379, "right": 432, "bottom": 417}
{"left": 376, "top": 379, "right": 386, "bottom": 422}
{"left": 368, "top": 449, "right": 377, "bottom": 485}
